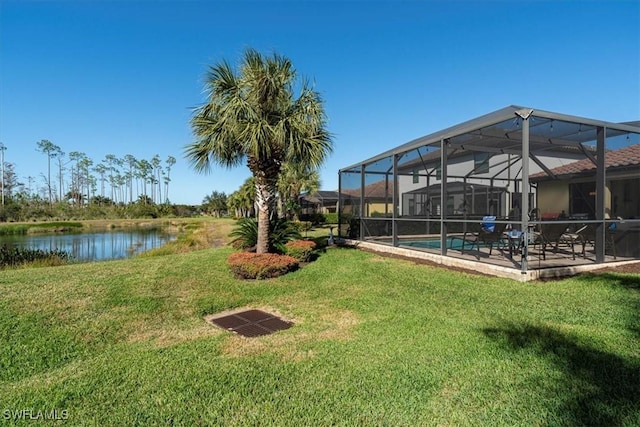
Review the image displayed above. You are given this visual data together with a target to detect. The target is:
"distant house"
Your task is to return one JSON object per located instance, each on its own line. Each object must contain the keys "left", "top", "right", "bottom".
{"left": 300, "top": 187, "right": 395, "bottom": 218}
{"left": 299, "top": 191, "right": 340, "bottom": 215}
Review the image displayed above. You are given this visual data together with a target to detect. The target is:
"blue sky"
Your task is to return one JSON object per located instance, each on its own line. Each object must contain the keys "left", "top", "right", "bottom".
{"left": 1, "top": 0, "right": 638, "bottom": 205}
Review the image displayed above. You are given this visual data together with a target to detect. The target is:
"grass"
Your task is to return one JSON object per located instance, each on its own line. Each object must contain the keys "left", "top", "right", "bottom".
{"left": 138, "top": 218, "right": 236, "bottom": 256}
{"left": 0, "top": 222, "right": 83, "bottom": 235}
{"left": 0, "top": 218, "right": 219, "bottom": 235}
{"left": 0, "top": 225, "right": 638, "bottom": 425}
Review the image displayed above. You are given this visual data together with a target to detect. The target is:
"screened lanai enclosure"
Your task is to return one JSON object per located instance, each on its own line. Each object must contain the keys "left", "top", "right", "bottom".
{"left": 339, "top": 106, "right": 640, "bottom": 277}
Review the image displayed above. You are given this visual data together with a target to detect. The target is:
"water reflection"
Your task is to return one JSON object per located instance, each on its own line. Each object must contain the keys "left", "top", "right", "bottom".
{"left": 0, "top": 229, "right": 174, "bottom": 262}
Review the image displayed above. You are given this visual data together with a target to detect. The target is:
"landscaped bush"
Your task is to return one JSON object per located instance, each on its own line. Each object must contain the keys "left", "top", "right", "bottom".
{"left": 299, "top": 213, "right": 326, "bottom": 225}
{"left": 227, "top": 252, "right": 299, "bottom": 279}
{"left": 284, "top": 239, "right": 316, "bottom": 262}
{"left": 229, "top": 217, "right": 301, "bottom": 252}
{"left": 323, "top": 213, "right": 338, "bottom": 224}
{"left": 291, "top": 221, "right": 313, "bottom": 233}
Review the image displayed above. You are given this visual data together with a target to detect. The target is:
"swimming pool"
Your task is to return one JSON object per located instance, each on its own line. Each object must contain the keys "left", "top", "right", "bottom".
{"left": 400, "top": 237, "right": 466, "bottom": 250}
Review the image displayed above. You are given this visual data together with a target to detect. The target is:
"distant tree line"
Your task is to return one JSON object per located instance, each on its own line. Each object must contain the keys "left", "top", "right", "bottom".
{"left": 0, "top": 140, "right": 199, "bottom": 222}
{"left": 34, "top": 140, "right": 176, "bottom": 205}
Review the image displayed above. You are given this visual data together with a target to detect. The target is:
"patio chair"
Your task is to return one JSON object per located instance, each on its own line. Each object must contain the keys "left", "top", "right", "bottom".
{"left": 537, "top": 222, "right": 583, "bottom": 260}
{"left": 460, "top": 217, "right": 508, "bottom": 256}
{"left": 576, "top": 223, "right": 617, "bottom": 259}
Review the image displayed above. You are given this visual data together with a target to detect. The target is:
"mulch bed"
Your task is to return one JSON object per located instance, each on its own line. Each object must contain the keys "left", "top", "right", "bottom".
{"left": 589, "top": 262, "right": 640, "bottom": 275}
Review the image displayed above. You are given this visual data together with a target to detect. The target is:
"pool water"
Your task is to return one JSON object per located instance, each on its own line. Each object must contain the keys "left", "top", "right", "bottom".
{"left": 401, "top": 237, "right": 466, "bottom": 250}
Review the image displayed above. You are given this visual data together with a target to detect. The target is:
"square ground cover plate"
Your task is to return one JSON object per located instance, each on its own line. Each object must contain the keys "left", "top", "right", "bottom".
{"left": 208, "top": 309, "right": 293, "bottom": 337}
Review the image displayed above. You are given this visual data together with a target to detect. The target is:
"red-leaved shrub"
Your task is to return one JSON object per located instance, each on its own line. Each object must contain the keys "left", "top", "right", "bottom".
{"left": 284, "top": 240, "right": 316, "bottom": 262}
{"left": 227, "top": 252, "right": 299, "bottom": 279}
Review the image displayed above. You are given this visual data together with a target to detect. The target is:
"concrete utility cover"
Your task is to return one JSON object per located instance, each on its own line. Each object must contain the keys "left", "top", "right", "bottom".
{"left": 208, "top": 309, "right": 293, "bottom": 337}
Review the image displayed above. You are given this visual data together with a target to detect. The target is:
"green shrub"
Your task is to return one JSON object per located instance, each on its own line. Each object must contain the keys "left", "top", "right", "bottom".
{"left": 347, "top": 217, "right": 360, "bottom": 239}
{"left": 291, "top": 221, "right": 313, "bottom": 233}
{"left": 284, "top": 239, "right": 316, "bottom": 262}
{"left": 299, "top": 213, "right": 326, "bottom": 225}
{"left": 323, "top": 213, "right": 338, "bottom": 224}
{"left": 227, "top": 252, "right": 299, "bottom": 279}
{"left": 229, "top": 217, "right": 301, "bottom": 252}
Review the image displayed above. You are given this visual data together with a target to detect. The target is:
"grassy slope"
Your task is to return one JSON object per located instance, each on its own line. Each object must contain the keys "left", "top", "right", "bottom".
{"left": 0, "top": 239, "right": 638, "bottom": 425}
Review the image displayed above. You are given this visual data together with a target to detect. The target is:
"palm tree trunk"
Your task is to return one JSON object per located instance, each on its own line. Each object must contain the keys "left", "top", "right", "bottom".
{"left": 254, "top": 180, "right": 274, "bottom": 254}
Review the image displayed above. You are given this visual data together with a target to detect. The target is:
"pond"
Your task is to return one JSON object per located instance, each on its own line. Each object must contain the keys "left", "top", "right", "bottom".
{"left": 0, "top": 229, "right": 175, "bottom": 262}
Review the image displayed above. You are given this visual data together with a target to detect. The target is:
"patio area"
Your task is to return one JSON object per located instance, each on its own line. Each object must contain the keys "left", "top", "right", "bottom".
{"left": 345, "top": 235, "right": 636, "bottom": 282}
{"left": 339, "top": 106, "right": 640, "bottom": 280}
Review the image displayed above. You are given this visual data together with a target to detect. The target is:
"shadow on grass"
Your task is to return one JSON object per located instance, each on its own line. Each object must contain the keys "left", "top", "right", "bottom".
{"left": 484, "top": 323, "right": 640, "bottom": 426}
{"left": 576, "top": 271, "right": 640, "bottom": 291}
{"left": 576, "top": 272, "right": 640, "bottom": 340}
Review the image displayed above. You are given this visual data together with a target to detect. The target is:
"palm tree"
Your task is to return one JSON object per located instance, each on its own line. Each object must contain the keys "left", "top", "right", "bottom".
{"left": 226, "top": 192, "right": 241, "bottom": 218}
{"left": 278, "top": 162, "right": 321, "bottom": 220}
{"left": 237, "top": 177, "right": 256, "bottom": 218}
{"left": 185, "top": 48, "right": 332, "bottom": 253}
{"left": 202, "top": 190, "right": 227, "bottom": 217}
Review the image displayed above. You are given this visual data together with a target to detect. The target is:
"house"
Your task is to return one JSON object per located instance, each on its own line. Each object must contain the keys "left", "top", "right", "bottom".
{"left": 299, "top": 190, "right": 340, "bottom": 215}
{"left": 532, "top": 143, "right": 640, "bottom": 220}
{"left": 338, "top": 105, "right": 640, "bottom": 279}
{"left": 531, "top": 143, "right": 640, "bottom": 257}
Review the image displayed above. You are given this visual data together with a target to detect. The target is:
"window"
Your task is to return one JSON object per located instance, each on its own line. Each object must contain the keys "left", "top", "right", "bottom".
{"left": 412, "top": 169, "right": 419, "bottom": 184}
{"left": 569, "top": 182, "right": 595, "bottom": 218}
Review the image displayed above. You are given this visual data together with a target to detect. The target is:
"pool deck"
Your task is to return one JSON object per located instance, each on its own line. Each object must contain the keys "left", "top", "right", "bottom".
{"left": 341, "top": 238, "right": 639, "bottom": 282}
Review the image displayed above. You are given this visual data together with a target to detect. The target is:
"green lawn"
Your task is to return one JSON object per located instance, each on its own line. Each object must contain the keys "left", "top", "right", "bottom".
{"left": 1, "top": 240, "right": 638, "bottom": 425}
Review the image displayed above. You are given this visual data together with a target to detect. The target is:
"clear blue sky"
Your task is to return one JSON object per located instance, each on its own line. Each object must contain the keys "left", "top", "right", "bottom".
{"left": 1, "top": 0, "right": 638, "bottom": 205}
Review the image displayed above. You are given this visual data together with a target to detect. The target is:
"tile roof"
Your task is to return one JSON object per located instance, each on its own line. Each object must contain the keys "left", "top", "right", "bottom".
{"left": 340, "top": 180, "right": 390, "bottom": 199}
{"left": 300, "top": 190, "right": 341, "bottom": 204}
{"left": 532, "top": 143, "right": 640, "bottom": 179}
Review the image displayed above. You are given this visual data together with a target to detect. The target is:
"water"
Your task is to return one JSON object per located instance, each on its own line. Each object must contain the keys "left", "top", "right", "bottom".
{"left": 401, "top": 237, "right": 465, "bottom": 250}
{"left": 0, "top": 229, "right": 175, "bottom": 262}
